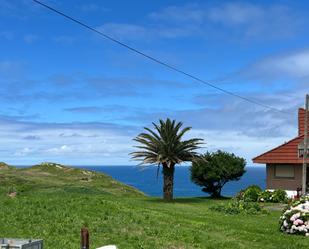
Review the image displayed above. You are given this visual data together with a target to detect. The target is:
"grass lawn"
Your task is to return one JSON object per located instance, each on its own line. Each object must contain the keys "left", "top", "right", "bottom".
{"left": 0, "top": 163, "right": 308, "bottom": 249}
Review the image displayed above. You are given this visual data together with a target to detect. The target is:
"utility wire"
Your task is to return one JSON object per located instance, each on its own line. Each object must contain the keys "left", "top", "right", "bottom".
{"left": 33, "top": 0, "right": 292, "bottom": 115}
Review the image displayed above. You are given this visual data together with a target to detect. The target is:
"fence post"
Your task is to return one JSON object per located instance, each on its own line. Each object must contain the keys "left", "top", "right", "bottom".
{"left": 81, "top": 227, "right": 89, "bottom": 249}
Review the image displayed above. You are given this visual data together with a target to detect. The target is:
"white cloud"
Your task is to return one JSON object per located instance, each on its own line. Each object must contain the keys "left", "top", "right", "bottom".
{"left": 207, "top": 3, "right": 300, "bottom": 39}
{"left": 14, "top": 147, "right": 34, "bottom": 156}
{"left": 248, "top": 49, "right": 309, "bottom": 80}
{"left": 208, "top": 2, "right": 264, "bottom": 25}
{"left": 189, "top": 129, "right": 289, "bottom": 163}
{"left": 148, "top": 4, "right": 205, "bottom": 23}
{"left": 0, "top": 118, "right": 136, "bottom": 165}
{"left": 100, "top": 2, "right": 303, "bottom": 41}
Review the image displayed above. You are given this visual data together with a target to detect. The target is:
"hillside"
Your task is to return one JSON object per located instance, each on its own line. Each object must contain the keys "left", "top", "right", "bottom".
{"left": 0, "top": 162, "right": 13, "bottom": 170}
{"left": 0, "top": 162, "right": 144, "bottom": 197}
{"left": 1, "top": 163, "right": 309, "bottom": 248}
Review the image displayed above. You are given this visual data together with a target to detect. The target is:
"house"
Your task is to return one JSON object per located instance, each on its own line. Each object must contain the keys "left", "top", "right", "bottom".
{"left": 252, "top": 108, "right": 309, "bottom": 197}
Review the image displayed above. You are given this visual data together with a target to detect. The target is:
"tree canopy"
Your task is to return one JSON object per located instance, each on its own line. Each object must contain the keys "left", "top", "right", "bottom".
{"left": 190, "top": 150, "right": 246, "bottom": 198}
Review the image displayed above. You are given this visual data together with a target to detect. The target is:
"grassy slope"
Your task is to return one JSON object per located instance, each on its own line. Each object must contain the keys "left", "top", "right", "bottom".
{"left": 0, "top": 162, "right": 144, "bottom": 197}
{"left": 0, "top": 163, "right": 309, "bottom": 249}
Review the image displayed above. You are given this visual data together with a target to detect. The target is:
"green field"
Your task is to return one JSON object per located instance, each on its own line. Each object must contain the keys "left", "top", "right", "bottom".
{"left": 0, "top": 163, "right": 308, "bottom": 249}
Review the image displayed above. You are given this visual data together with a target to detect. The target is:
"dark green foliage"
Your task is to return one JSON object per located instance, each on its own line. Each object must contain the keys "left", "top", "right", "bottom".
{"left": 235, "top": 189, "right": 245, "bottom": 201}
{"left": 131, "top": 118, "right": 202, "bottom": 200}
{"left": 210, "top": 199, "right": 265, "bottom": 215}
{"left": 243, "top": 185, "right": 262, "bottom": 202}
{"left": 190, "top": 150, "right": 246, "bottom": 198}
{"left": 131, "top": 119, "right": 202, "bottom": 165}
{"left": 272, "top": 189, "right": 288, "bottom": 203}
{"left": 258, "top": 190, "right": 273, "bottom": 202}
{"left": 258, "top": 189, "right": 288, "bottom": 203}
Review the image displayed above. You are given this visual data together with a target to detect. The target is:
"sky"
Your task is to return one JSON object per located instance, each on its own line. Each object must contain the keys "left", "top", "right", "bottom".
{"left": 1, "top": 0, "right": 309, "bottom": 166}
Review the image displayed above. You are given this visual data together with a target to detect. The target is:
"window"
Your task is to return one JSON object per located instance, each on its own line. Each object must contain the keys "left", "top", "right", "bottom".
{"left": 274, "top": 165, "right": 295, "bottom": 179}
{"left": 298, "top": 148, "right": 309, "bottom": 158}
{"left": 298, "top": 141, "right": 309, "bottom": 158}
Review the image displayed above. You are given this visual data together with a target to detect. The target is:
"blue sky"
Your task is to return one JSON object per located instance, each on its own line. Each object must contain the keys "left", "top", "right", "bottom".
{"left": 1, "top": 0, "right": 309, "bottom": 165}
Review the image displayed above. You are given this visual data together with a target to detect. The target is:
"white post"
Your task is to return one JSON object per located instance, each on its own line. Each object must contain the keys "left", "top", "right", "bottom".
{"left": 302, "top": 94, "right": 309, "bottom": 195}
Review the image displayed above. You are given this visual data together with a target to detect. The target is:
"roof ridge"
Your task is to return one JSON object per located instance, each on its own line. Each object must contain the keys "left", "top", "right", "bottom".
{"left": 252, "top": 134, "right": 304, "bottom": 162}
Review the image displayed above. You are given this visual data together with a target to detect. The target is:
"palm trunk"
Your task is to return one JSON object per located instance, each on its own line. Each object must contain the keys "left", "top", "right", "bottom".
{"left": 162, "top": 163, "right": 175, "bottom": 201}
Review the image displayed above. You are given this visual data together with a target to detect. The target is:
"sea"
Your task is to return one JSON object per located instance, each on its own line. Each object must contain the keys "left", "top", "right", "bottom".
{"left": 77, "top": 165, "right": 266, "bottom": 197}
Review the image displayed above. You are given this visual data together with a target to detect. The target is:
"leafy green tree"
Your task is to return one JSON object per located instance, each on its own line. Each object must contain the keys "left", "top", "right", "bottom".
{"left": 131, "top": 119, "right": 202, "bottom": 201}
{"left": 191, "top": 150, "right": 246, "bottom": 198}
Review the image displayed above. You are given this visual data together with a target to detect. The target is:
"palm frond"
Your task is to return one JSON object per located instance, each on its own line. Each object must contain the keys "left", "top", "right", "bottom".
{"left": 131, "top": 118, "right": 203, "bottom": 166}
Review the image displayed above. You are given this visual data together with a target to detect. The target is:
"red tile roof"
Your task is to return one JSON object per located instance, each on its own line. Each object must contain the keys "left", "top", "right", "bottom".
{"left": 253, "top": 108, "right": 309, "bottom": 164}
{"left": 252, "top": 135, "right": 308, "bottom": 164}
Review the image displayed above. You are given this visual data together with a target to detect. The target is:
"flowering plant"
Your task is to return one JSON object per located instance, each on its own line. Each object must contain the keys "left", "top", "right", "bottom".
{"left": 259, "top": 189, "right": 288, "bottom": 203}
{"left": 279, "top": 196, "right": 309, "bottom": 236}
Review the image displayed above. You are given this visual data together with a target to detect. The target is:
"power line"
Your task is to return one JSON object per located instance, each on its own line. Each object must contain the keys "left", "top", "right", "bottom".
{"left": 33, "top": 0, "right": 292, "bottom": 115}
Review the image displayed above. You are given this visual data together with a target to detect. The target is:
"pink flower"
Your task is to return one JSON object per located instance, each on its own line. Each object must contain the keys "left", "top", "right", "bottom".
{"left": 293, "top": 219, "right": 304, "bottom": 225}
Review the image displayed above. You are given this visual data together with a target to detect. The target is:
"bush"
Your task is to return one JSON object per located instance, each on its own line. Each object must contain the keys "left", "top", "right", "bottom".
{"left": 279, "top": 197, "right": 309, "bottom": 235}
{"left": 258, "top": 189, "right": 288, "bottom": 203}
{"left": 236, "top": 187, "right": 288, "bottom": 203}
{"left": 210, "top": 199, "right": 265, "bottom": 215}
{"left": 272, "top": 189, "right": 288, "bottom": 203}
{"left": 258, "top": 190, "right": 273, "bottom": 202}
{"left": 243, "top": 185, "right": 262, "bottom": 202}
{"left": 235, "top": 190, "right": 245, "bottom": 201}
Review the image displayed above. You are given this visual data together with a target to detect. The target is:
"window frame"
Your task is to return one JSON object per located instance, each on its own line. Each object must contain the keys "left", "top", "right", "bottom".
{"left": 274, "top": 164, "right": 295, "bottom": 179}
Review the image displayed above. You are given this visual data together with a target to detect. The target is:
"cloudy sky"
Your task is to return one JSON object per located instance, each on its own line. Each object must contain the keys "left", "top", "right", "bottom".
{"left": 1, "top": 0, "right": 308, "bottom": 165}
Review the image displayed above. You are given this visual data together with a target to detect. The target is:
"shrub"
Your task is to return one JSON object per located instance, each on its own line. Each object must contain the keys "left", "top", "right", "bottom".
{"left": 258, "top": 190, "right": 273, "bottom": 202}
{"left": 235, "top": 190, "right": 245, "bottom": 201}
{"left": 258, "top": 190, "right": 288, "bottom": 203}
{"left": 279, "top": 196, "right": 309, "bottom": 235}
{"left": 272, "top": 189, "right": 288, "bottom": 203}
{"left": 243, "top": 185, "right": 262, "bottom": 202}
{"left": 210, "top": 199, "right": 265, "bottom": 215}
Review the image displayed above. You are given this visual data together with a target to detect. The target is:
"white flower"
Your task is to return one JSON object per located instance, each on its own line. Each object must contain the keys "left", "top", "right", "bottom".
{"left": 280, "top": 200, "right": 309, "bottom": 235}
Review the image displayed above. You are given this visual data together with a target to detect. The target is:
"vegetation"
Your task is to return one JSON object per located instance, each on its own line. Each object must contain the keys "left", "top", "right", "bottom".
{"left": 131, "top": 118, "right": 202, "bottom": 201}
{"left": 237, "top": 187, "right": 288, "bottom": 203}
{"left": 1, "top": 163, "right": 309, "bottom": 248}
{"left": 280, "top": 196, "right": 309, "bottom": 236}
{"left": 210, "top": 199, "right": 265, "bottom": 215}
{"left": 0, "top": 162, "right": 144, "bottom": 197}
{"left": 236, "top": 185, "right": 289, "bottom": 203}
{"left": 0, "top": 162, "right": 13, "bottom": 170}
{"left": 272, "top": 189, "right": 288, "bottom": 203}
{"left": 257, "top": 190, "right": 273, "bottom": 202}
{"left": 190, "top": 150, "right": 246, "bottom": 198}
{"left": 243, "top": 185, "right": 262, "bottom": 202}
{"left": 258, "top": 189, "right": 288, "bottom": 203}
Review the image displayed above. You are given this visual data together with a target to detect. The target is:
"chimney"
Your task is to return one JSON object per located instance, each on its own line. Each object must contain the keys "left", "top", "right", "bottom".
{"left": 299, "top": 108, "right": 306, "bottom": 135}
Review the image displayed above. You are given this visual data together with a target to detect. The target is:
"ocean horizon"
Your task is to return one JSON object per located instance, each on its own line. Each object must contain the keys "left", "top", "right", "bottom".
{"left": 78, "top": 165, "right": 266, "bottom": 197}
{"left": 16, "top": 164, "right": 266, "bottom": 197}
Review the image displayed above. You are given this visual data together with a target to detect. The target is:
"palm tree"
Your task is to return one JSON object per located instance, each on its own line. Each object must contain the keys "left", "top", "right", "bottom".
{"left": 131, "top": 118, "right": 203, "bottom": 201}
